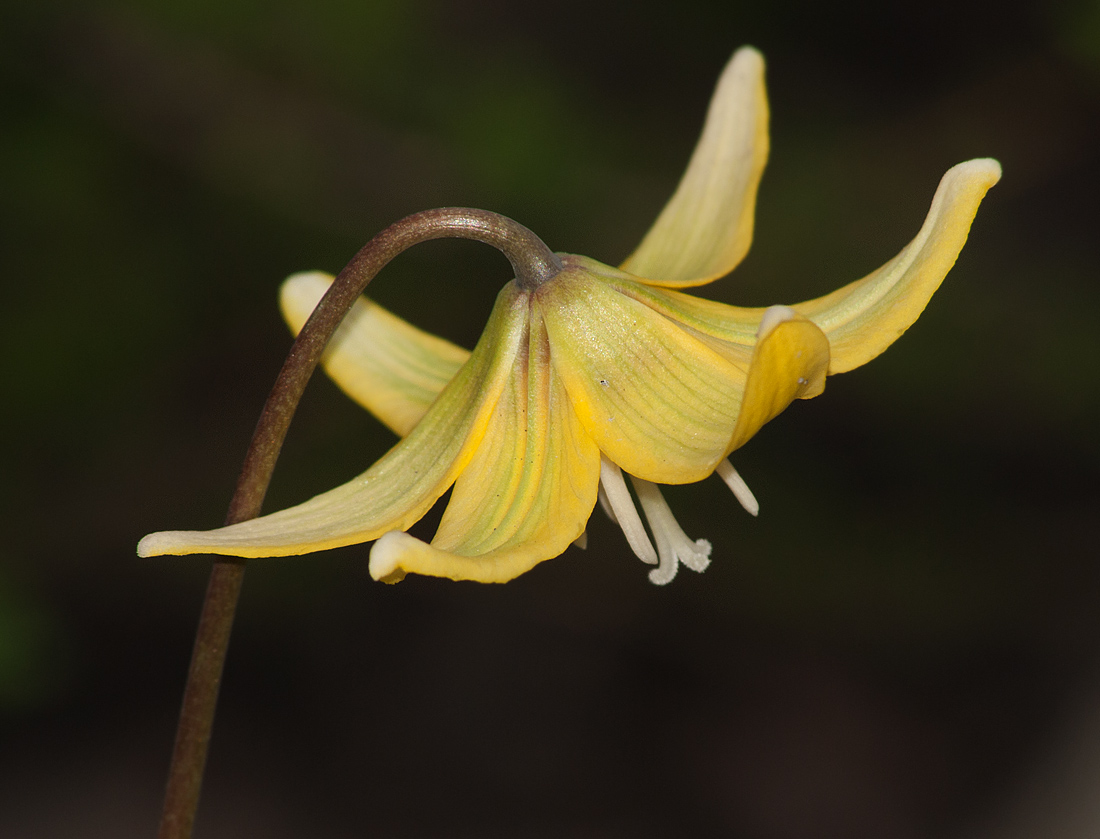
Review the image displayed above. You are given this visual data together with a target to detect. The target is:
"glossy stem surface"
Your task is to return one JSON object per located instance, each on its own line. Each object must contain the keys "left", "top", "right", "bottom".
{"left": 158, "top": 209, "right": 559, "bottom": 839}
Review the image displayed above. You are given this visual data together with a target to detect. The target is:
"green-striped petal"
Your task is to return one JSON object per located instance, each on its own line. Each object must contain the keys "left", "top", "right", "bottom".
{"left": 538, "top": 259, "right": 744, "bottom": 484}
{"left": 137, "top": 284, "right": 527, "bottom": 558}
{"left": 583, "top": 258, "right": 762, "bottom": 368}
{"left": 619, "top": 47, "right": 769, "bottom": 288}
{"left": 281, "top": 272, "right": 469, "bottom": 436}
{"left": 369, "top": 316, "right": 601, "bottom": 583}
{"left": 793, "top": 158, "right": 1002, "bottom": 374}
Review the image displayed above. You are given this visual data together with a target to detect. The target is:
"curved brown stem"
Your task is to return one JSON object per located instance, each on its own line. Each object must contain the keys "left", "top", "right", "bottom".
{"left": 157, "top": 209, "right": 560, "bottom": 839}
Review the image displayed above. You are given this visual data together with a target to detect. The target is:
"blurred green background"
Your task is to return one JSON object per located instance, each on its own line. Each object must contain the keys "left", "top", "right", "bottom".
{"left": 1, "top": 0, "right": 1098, "bottom": 836}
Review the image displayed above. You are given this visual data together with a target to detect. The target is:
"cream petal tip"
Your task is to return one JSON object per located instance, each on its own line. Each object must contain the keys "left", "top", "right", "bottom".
{"left": 757, "top": 305, "right": 797, "bottom": 339}
{"left": 136, "top": 533, "right": 158, "bottom": 557}
{"left": 282, "top": 270, "right": 334, "bottom": 291}
{"left": 279, "top": 271, "right": 334, "bottom": 322}
{"left": 951, "top": 157, "right": 1002, "bottom": 185}
{"left": 137, "top": 531, "right": 195, "bottom": 558}
{"left": 729, "top": 45, "right": 764, "bottom": 72}
{"left": 368, "top": 531, "right": 413, "bottom": 583}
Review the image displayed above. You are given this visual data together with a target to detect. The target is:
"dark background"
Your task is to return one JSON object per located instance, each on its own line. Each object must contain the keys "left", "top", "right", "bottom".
{"left": 2, "top": 1, "right": 1098, "bottom": 836}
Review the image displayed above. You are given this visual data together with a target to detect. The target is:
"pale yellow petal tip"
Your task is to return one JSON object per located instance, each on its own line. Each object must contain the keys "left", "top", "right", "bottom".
{"left": 369, "top": 531, "right": 497, "bottom": 584}
{"left": 951, "top": 157, "right": 1002, "bottom": 187}
{"left": 282, "top": 270, "right": 335, "bottom": 292}
{"left": 279, "top": 271, "right": 335, "bottom": 329}
{"left": 138, "top": 528, "right": 287, "bottom": 559}
{"left": 369, "top": 531, "right": 560, "bottom": 584}
{"left": 711, "top": 46, "right": 765, "bottom": 112}
{"left": 728, "top": 45, "right": 765, "bottom": 74}
{"left": 757, "top": 304, "right": 797, "bottom": 339}
{"left": 137, "top": 531, "right": 200, "bottom": 558}
{"left": 369, "top": 531, "right": 412, "bottom": 583}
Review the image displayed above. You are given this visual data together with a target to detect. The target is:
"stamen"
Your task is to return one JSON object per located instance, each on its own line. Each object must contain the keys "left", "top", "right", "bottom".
{"left": 599, "top": 457, "right": 658, "bottom": 565}
{"left": 630, "top": 477, "right": 712, "bottom": 585}
{"left": 597, "top": 480, "right": 619, "bottom": 525}
{"left": 716, "top": 458, "right": 759, "bottom": 516}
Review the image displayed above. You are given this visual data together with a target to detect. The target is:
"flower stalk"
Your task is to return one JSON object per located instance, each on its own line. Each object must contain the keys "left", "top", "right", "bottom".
{"left": 157, "top": 208, "right": 560, "bottom": 839}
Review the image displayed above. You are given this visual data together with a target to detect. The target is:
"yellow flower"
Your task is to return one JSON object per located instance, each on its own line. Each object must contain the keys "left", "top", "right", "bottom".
{"left": 138, "top": 48, "right": 1000, "bottom": 584}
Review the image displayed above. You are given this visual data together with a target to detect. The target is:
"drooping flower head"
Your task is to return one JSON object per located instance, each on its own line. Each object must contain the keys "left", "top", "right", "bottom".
{"left": 138, "top": 48, "right": 1000, "bottom": 584}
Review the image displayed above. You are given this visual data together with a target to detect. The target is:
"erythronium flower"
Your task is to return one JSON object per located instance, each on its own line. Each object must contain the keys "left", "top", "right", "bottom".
{"left": 138, "top": 47, "right": 1001, "bottom": 585}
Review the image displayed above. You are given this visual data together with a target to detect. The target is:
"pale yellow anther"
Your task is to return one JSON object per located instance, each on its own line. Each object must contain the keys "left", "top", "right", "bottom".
{"left": 599, "top": 457, "right": 658, "bottom": 566}
{"left": 716, "top": 458, "right": 759, "bottom": 517}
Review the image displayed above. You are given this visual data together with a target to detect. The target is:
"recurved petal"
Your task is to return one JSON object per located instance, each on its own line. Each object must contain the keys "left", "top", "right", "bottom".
{"left": 369, "top": 316, "right": 601, "bottom": 583}
{"left": 539, "top": 266, "right": 744, "bottom": 484}
{"left": 137, "top": 284, "right": 528, "bottom": 559}
{"left": 582, "top": 257, "right": 761, "bottom": 366}
{"left": 619, "top": 47, "right": 769, "bottom": 288}
{"left": 281, "top": 271, "right": 470, "bottom": 436}
{"left": 725, "top": 306, "right": 831, "bottom": 454}
{"left": 793, "top": 158, "right": 1002, "bottom": 374}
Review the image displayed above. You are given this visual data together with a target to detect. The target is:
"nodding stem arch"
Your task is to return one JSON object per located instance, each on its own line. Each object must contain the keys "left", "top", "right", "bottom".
{"left": 159, "top": 208, "right": 559, "bottom": 839}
